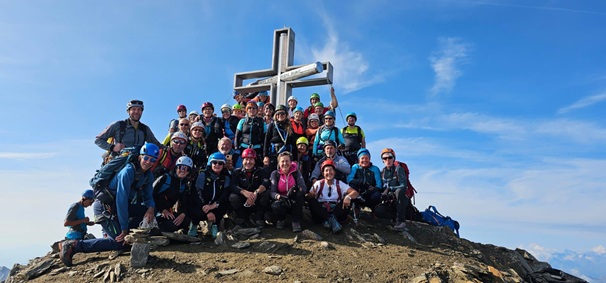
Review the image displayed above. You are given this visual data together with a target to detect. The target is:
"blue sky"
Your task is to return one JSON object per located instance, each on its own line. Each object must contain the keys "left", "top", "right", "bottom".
{"left": 1, "top": 0, "right": 605, "bottom": 275}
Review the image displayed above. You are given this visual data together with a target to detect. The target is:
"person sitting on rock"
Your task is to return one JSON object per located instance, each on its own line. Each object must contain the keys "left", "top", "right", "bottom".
{"left": 229, "top": 149, "right": 271, "bottom": 229}
{"left": 153, "top": 156, "right": 194, "bottom": 233}
{"left": 63, "top": 189, "right": 96, "bottom": 240}
{"left": 187, "top": 152, "right": 232, "bottom": 238}
{"left": 59, "top": 143, "right": 159, "bottom": 267}
{"left": 269, "top": 151, "right": 307, "bottom": 233}
{"left": 307, "top": 160, "right": 359, "bottom": 233}
{"left": 347, "top": 148, "right": 383, "bottom": 213}
{"left": 373, "top": 148, "right": 410, "bottom": 231}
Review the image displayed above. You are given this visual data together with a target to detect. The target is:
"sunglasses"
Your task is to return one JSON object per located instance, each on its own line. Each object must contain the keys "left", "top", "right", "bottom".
{"left": 172, "top": 140, "right": 187, "bottom": 145}
{"left": 276, "top": 112, "right": 286, "bottom": 116}
{"left": 179, "top": 123, "right": 190, "bottom": 126}
{"left": 177, "top": 165, "right": 191, "bottom": 172}
{"left": 192, "top": 128, "right": 203, "bottom": 132}
{"left": 382, "top": 156, "right": 394, "bottom": 160}
{"left": 143, "top": 156, "right": 157, "bottom": 163}
{"left": 129, "top": 99, "right": 143, "bottom": 105}
{"left": 211, "top": 161, "right": 225, "bottom": 166}
{"left": 325, "top": 117, "right": 334, "bottom": 120}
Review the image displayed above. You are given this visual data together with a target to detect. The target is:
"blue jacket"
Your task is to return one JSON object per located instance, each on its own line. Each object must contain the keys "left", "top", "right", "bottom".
{"left": 108, "top": 162, "right": 155, "bottom": 231}
{"left": 347, "top": 163, "right": 383, "bottom": 190}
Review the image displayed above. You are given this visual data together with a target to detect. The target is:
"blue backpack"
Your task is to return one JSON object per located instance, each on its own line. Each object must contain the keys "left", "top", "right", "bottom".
{"left": 421, "top": 205, "right": 460, "bottom": 237}
{"left": 90, "top": 149, "right": 139, "bottom": 202}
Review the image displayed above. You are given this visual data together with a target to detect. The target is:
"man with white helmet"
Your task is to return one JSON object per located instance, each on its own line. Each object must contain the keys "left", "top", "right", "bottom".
{"left": 95, "top": 99, "right": 161, "bottom": 163}
{"left": 153, "top": 156, "right": 194, "bottom": 232}
{"left": 287, "top": 96, "right": 298, "bottom": 117}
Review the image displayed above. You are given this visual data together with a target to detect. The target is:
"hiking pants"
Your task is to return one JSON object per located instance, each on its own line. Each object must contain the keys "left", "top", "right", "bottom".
{"left": 374, "top": 188, "right": 410, "bottom": 222}
{"left": 270, "top": 190, "right": 304, "bottom": 222}
{"left": 156, "top": 213, "right": 191, "bottom": 233}
{"left": 229, "top": 190, "right": 269, "bottom": 221}
{"left": 307, "top": 198, "right": 350, "bottom": 223}
{"left": 188, "top": 205, "right": 227, "bottom": 225}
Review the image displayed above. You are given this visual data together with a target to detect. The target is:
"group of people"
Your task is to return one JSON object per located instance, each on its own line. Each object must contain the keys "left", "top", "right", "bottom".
{"left": 58, "top": 89, "right": 414, "bottom": 267}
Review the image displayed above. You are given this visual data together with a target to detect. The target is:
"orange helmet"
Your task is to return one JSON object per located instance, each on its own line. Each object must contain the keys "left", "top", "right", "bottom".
{"left": 380, "top": 148, "right": 396, "bottom": 159}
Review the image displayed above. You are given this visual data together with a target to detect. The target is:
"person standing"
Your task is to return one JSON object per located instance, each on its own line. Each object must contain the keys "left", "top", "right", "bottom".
{"left": 95, "top": 99, "right": 160, "bottom": 162}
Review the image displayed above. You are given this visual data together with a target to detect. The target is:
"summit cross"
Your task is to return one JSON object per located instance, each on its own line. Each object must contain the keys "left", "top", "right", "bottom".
{"left": 233, "top": 27, "right": 333, "bottom": 106}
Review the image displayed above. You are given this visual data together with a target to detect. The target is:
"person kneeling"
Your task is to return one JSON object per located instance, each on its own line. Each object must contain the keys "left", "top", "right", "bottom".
{"left": 307, "top": 160, "right": 358, "bottom": 233}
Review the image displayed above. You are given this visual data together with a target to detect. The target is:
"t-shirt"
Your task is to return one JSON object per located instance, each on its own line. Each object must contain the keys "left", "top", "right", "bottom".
{"left": 311, "top": 179, "right": 349, "bottom": 203}
{"left": 65, "top": 202, "right": 86, "bottom": 240}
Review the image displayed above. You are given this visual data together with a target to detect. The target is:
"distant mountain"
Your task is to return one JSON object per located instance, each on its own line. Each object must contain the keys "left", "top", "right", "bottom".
{"left": 549, "top": 249, "right": 606, "bottom": 282}
{"left": 0, "top": 266, "right": 10, "bottom": 282}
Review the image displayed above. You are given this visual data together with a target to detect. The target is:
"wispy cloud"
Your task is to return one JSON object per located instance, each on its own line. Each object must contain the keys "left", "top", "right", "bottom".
{"left": 0, "top": 152, "right": 56, "bottom": 159}
{"left": 297, "top": 9, "right": 383, "bottom": 94}
{"left": 429, "top": 37, "right": 470, "bottom": 96}
{"left": 558, "top": 93, "right": 606, "bottom": 114}
{"left": 458, "top": 0, "right": 606, "bottom": 16}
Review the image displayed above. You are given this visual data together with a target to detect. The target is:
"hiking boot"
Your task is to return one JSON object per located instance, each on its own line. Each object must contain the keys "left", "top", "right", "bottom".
{"left": 255, "top": 220, "right": 265, "bottom": 229}
{"left": 276, "top": 220, "right": 285, "bottom": 229}
{"left": 292, "top": 222, "right": 302, "bottom": 233}
{"left": 328, "top": 215, "right": 342, "bottom": 234}
{"left": 188, "top": 223, "right": 198, "bottom": 237}
{"left": 322, "top": 220, "right": 331, "bottom": 230}
{"left": 59, "top": 240, "right": 77, "bottom": 267}
{"left": 210, "top": 224, "right": 219, "bottom": 239}
{"left": 109, "top": 249, "right": 123, "bottom": 260}
{"left": 392, "top": 221, "right": 407, "bottom": 231}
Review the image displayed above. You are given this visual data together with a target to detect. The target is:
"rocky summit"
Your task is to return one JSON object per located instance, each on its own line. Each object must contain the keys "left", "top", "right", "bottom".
{"left": 4, "top": 218, "right": 586, "bottom": 283}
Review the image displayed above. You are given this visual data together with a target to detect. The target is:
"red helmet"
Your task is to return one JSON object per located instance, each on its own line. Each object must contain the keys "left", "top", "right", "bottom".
{"left": 201, "top": 102, "right": 214, "bottom": 110}
{"left": 176, "top": 104, "right": 187, "bottom": 112}
{"left": 241, "top": 148, "right": 257, "bottom": 159}
{"left": 321, "top": 159, "right": 336, "bottom": 172}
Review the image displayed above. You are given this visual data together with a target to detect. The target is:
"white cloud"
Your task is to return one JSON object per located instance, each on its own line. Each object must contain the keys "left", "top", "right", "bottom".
{"left": 429, "top": 37, "right": 470, "bottom": 96}
{"left": 593, "top": 245, "right": 606, "bottom": 255}
{"left": 520, "top": 243, "right": 555, "bottom": 261}
{"left": 0, "top": 152, "right": 57, "bottom": 159}
{"left": 558, "top": 93, "right": 606, "bottom": 114}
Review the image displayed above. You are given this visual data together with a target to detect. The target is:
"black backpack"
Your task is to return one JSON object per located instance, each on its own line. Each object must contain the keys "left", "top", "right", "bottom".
{"left": 90, "top": 150, "right": 139, "bottom": 203}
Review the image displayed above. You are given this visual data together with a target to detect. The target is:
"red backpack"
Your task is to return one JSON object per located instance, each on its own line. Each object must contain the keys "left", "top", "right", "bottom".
{"left": 386, "top": 161, "right": 417, "bottom": 203}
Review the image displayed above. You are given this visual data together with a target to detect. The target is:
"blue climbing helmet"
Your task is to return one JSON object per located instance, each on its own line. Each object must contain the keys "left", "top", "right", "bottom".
{"left": 207, "top": 152, "right": 226, "bottom": 166}
{"left": 324, "top": 110, "right": 336, "bottom": 119}
{"left": 294, "top": 106, "right": 304, "bottom": 114}
{"left": 357, "top": 148, "right": 370, "bottom": 159}
{"left": 82, "top": 189, "right": 95, "bottom": 200}
{"left": 140, "top": 142, "right": 160, "bottom": 159}
{"left": 346, "top": 112, "right": 357, "bottom": 121}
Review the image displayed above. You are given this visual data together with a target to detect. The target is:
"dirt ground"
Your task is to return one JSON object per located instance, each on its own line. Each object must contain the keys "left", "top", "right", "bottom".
{"left": 15, "top": 213, "right": 532, "bottom": 283}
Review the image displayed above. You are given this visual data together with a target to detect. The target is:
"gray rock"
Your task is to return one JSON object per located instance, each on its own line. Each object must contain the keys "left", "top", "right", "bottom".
{"left": 257, "top": 241, "right": 277, "bottom": 252}
{"left": 233, "top": 227, "right": 261, "bottom": 237}
{"left": 150, "top": 236, "right": 170, "bottom": 247}
{"left": 130, "top": 242, "right": 151, "bottom": 268}
{"left": 231, "top": 241, "right": 251, "bottom": 249}
{"left": 263, "top": 265, "right": 282, "bottom": 275}
{"left": 161, "top": 232, "right": 201, "bottom": 242}
{"left": 114, "top": 263, "right": 123, "bottom": 279}
{"left": 373, "top": 233, "right": 386, "bottom": 244}
{"left": 23, "top": 258, "right": 54, "bottom": 280}
{"left": 214, "top": 231, "right": 227, "bottom": 245}
{"left": 300, "top": 229, "right": 323, "bottom": 241}
{"left": 218, "top": 269, "right": 240, "bottom": 275}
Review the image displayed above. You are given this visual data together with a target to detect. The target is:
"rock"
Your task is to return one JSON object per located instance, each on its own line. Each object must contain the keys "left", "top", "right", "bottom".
{"left": 150, "top": 236, "right": 170, "bottom": 247}
{"left": 114, "top": 263, "right": 123, "bottom": 279}
{"left": 233, "top": 227, "right": 261, "bottom": 237}
{"left": 257, "top": 241, "right": 277, "bottom": 252}
{"left": 93, "top": 270, "right": 105, "bottom": 278}
{"left": 218, "top": 269, "right": 240, "bottom": 275}
{"left": 161, "top": 232, "right": 201, "bottom": 242}
{"left": 215, "top": 231, "right": 227, "bottom": 245}
{"left": 263, "top": 265, "right": 282, "bottom": 275}
{"left": 231, "top": 241, "right": 251, "bottom": 249}
{"left": 23, "top": 258, "right": 54, "bottom": 280}
{"left": 300, "top": 229, "right": 323, "bottom": 241}
{"left": 319, "top": 241, "right": 332, "bottom": 249}
{"left": 402, "top": 230, "right": 418, "bottom": 244}
{"left": 131, "top": 242, "right": 151, "bottom": 268}
{"left": 237, "top": 269, "right": 255, "bottom": 278}
{"left": 373, "top": 233, "right": 386, "bottom": 244}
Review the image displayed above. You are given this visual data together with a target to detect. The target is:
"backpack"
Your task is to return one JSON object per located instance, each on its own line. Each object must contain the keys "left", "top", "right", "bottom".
{"left": 316, "top": 179, "right": 342, "bottom": 200}
{"left": 118, "top": 119, "right": 148, "bottom": 144}
{"left": 420, "top": 205, "right": 460, "bottom": 237}
{"left": 90, "top": 150, "right": 139, "bottom": 203}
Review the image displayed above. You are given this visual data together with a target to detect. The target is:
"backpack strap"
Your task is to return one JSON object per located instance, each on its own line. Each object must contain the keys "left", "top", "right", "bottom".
{"left": 118, "top": 120, "right": 127, "bottom": 144}
{"left": 336, "top": 181, "right": 342, "bottom": 200}
{"left": 317, "top": 179, "right": 325, "bottom": 198}
{"left": 356, "top": 126, "right": 362, "bottom": 144}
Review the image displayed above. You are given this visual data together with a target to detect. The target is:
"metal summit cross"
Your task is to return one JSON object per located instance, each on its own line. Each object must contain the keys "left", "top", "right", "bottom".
{"left": 233, "top": 27, "right": 333, "bottom": 106}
